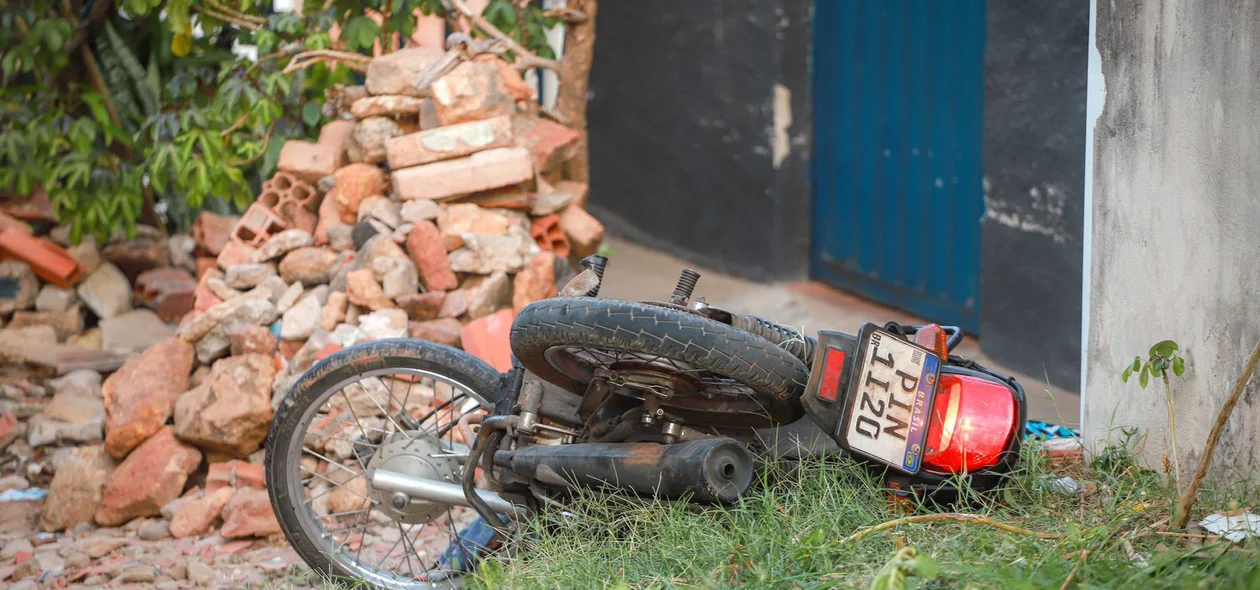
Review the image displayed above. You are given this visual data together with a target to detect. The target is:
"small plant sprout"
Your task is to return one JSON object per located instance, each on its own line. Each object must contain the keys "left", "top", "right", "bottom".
{"left": 1121, "top": 339, "right": 1187, "bottom": 490}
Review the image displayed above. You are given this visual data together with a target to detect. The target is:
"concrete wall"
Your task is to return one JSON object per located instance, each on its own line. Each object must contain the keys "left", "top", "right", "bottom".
{"left": 980, "top": 0, "right": 1088, "bottom": 391}
{"left": 584, "top": 0, "right": 812, "bottom": 282}
{"left": 1084, "top": 0, "right": 1260, "bottom": 479}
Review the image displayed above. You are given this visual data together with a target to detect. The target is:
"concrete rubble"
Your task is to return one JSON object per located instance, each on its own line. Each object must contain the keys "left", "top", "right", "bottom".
{"left": 0, "top": 46, "right": 602, "bottom": 588}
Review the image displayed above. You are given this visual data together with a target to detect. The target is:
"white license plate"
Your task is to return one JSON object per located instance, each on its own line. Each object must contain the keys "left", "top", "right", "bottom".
{"left": 841, "top": 327, "right": 941, "bottom": 474}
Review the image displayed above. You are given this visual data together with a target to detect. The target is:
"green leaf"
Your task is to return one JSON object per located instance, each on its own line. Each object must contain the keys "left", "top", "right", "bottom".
{"left": 302, "top": 101, "right": 323, "bottom": 127}
{"left": 341, "top": 16, "right": 381, "bottom": 52}
{"left": 1150, "top": 339, "right": 1179, "bottom": 359}
{"left": 910, "top": 553, "right": 939, "bottom": 578}
{"left": 1173, "top": 356, "right": 1185, "bottom": 377}
{"left": 1121, "top": 366, "right": 1133, "bottom": 383}
{"left": 1132, "top": 357, "right": 1142, "bottom": 372}
{"left": 1139, "top": 365, "right": 1150, "bottom": 389}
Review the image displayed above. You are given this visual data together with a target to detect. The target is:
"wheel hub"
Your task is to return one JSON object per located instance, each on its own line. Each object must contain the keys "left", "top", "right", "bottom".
{"left": 365, "top": 433, "right": 459, "bottom": 525}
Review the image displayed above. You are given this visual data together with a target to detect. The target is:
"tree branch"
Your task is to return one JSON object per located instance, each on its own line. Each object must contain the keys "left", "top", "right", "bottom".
{"left": 844, "top": 513, "right": 1065, "bottom": 544}
{"left": 1172, "top": 340, "right": 1260, "bottom": 530}
{"left": 199, "top": 6, "right": 262, "bottom": 31}
{"left": 447, "top": 0, "right": 561, "bottom": 72}
{"left": 281, "top": 50, "right": 371, "bottom": 75}
{"left": 204, "top": 0, "right": 267, "bottom": 25}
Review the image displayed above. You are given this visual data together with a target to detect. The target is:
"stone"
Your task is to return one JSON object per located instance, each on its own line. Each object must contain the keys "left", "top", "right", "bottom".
{"left": 438, "top": 289, "right": 468, "bottom": 319}
{"left": 0, "top": 474, "right": 28, "bottom": 492}
{"left": 7, "top": 307, "right": 81, "bottom": 340}
{"left": 169, "top": 487, "right": 233, "bottom": 538}
{"left": 114, "top": 565, "right": 157, "bottom": 584}
{"left": 276, "top": 281, "right": 305, "bottom": 313}
{"left": 358, "top": 308, "right": 408, "bottom": 340}
{"left": 277, "top": 140, "right": 341, "bottom": 184}
{"left": 319, "top": 119, "right": 357, "bottom": 158}
{"left": 0, "top": 260, "right": 38, "bottom": 317}
{"left": 50, "top": 370, "right": 102, "bottom": 398}
{"left": 220, "top": 487, "right": 281, "bottom": 538}
{"left": 559, "top": 204, "right": 606, "bottom": 259}
{"left": 385, "top": 115, "right": 514, "bottom": 169}
{"left": 392, "top": 147, "right": 533, "bottom": 201}
{"left": 100, "top": 309, "right": 174, "bottom": 353}
{"left": 34, "top": 285, "right": 76, "bottom": 313}
{"left": 76, "top": 263, "right": 132, "bottom": 319}
{"left": 438, "top": 202, "right": 512, "bottom": 238}
{"left": 327, "top": 224, "right": 357, "bottom": 253}
{"left": 364, "top": 46, "right": 446, "bottom": 97}
{"left": 320, "top": 291, "right": 349, "bottom": 330}
{"left": 430, "top": 61, "right": 515, "bottom": 125}
{"left": 357, "top": 196, "right": 403, "bottom": 229}
{"left": 351, "top": 94, "right": 429, "bottom": 118}
{"left": 0, "top": 411, "right": 16, "bottom": 449}
{"left": 175, "top": 354, "right": 276, "bottom": 457}
{"left": 257, "top": 275, "right": 290, "bottom": 303}
{"left": 102, "top": 338, "right": 195, "bottom": 458}
{"left": 326, "top": 477, "right": 371, "bottom": 515}
{"left": 95, "top": 427, "right": 202, "bottom": 526}
{"left": 513, "top": 114, "right": 582, "bottom": 172}
{"left": 462, "top": 309, "right": 515, "bottom": 372}
{"left": 216, "top": 239, "right": 256, "bottom": 272}
{"left": 408, "top": 318, "right": 462, "bottom": 348}
{"left": 194, "top": 296, "right": 279, "bottom": 365}
{"left": 335, "top": 163, "right": 388, "bottom": 222}
{"left": 405, "top": 220, "right": 459, "bottom": 291}
{"left": 1, "top": 537, "right": 33, "bottom": 561}
{"left": 373, "top": 256, "right": 419, "bottom": 300}
{"left": 27, "top": 415, "right": 102, "bottom": 446}
{"left": 514, "top": 251, "right": 558, "bottom": 311}
{"left": 192, "top": 211, "right": 236, "bottom": 256}
{"left": 534, "top": 180, "right": 587, "bottom": 215}
{"left": 281, "top": 294, "right": 322, "bottom": 340}
{"left": 251, "top": 228, "right": 314, "bottom": 262}
{"left": 465, "top": 271, "right": 513, "bottom": 319}
{"left": 448, "top": 232, "right": 535, "bottom": 274}
{"left": 224, "top": 263, "right": 277, "bottom": 290}
{"left": 138, "top": 519, "right": 171, "bottom": 541}
{"left": 102, "top": 232, "right": 170, "bottom": 282}
{"left": 314, "top": 188, "right": 342, "bottom": 245}
{"left": 345, "top": 268, "right": 393, "bottom": 310}
{"left": 187, "top": 560, "right": 216, "bottom": 586}
{"left": 400, "top": 199, "right": 441, "bottom": 223}
{"left": 397, "top": 291, "right": 445, "bottom": 321}
{"left": 230, "top": 325, "right": 277, "bottom": 356}
{"left": 66, "top": 236, "right": 102, "bottom": 274}
{"left": 178, "top": 289, "right": 270, "bottom": 343}
{"left": 350, "top": 117, "right": 403, "bottom": 165}
{"left": 277, "top": 246, "right": 337, "bottom": 286}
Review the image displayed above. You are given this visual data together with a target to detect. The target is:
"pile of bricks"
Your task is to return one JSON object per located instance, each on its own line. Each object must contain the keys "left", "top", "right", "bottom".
{"left": 0, "top": 44, "right": 604, "bottom": 587}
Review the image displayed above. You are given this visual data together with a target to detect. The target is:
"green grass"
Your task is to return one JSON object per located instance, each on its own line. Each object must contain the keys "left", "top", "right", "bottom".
{"left": 466, "top": 436, "right": 1260, "bottom": 589}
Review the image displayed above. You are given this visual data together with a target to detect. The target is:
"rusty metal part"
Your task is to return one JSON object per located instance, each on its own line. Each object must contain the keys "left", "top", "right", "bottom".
{"left": 456, "top": 412, "right": 482, "bottom": 448}
{"left": 371, "top": 469, "right": 523, "bottom": 515}
{"left": 579, "top": 255, "right": 607, "bottom": 297}
{"left": 365, "top": 434, "right": 459, "bottom": 525}
{"left": 492, "top": 439, "right": 754, "bottom": 504}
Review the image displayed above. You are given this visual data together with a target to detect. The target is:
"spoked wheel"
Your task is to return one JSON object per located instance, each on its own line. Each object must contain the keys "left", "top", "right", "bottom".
{"left": 511, "top": 298, "right": 809, "bottom": 428}
{"left": 266, "top": 339, "right": 505, "bottom": 589}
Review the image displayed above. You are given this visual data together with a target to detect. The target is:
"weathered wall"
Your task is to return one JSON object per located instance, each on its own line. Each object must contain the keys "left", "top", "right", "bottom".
{"left": 1084, "top": 0, "right": 1260, "bottom": 478}
{"left": 584, "top": 0, "right": 812, "bottom": 281}
{"left": 980, "top": 0, "right": 1087, "bottom": 390}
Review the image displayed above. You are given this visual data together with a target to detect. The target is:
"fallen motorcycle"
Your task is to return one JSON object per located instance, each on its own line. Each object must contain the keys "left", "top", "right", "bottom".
{"left": 265, "top": 256, "right": 1026, "bottom": 588}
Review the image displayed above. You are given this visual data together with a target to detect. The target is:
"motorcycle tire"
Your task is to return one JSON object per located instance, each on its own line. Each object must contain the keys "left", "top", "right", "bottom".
{"left": 266, "top": 339, "right": 505, "bottom": 589}
{"left": 510, "top": 298, "right": 809, "bottom": 424}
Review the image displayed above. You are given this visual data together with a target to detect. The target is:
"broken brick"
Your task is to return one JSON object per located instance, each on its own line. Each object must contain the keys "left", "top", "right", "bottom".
{"left": 461, "top": 309, "right": 514, "bottom": 372}
{"left": 385, "top": 115, "right": 515, "bottom": 170}
{"left": 513, "top": 115, "right": 581, "bottom": 173}
{"left": 392, "top": 147, "right": 533, "bottom": 201}
{"left": 278, "top": 140, "right": 341, "bottom": 184}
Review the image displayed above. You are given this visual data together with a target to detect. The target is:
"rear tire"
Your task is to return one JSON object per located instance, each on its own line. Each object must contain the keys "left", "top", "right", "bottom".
{"left": 510, "top": 298, "right": 809, "bottom": 425}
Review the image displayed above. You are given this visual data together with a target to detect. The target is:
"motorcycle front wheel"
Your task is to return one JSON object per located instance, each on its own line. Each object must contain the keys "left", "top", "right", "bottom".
{"left": 266, "top": 339, "right": 505, "bottom": 589}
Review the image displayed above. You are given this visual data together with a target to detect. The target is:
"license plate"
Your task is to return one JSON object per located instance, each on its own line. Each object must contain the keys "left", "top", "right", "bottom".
{"left": 839, "top": 325, "right": 941, "bottom": 474}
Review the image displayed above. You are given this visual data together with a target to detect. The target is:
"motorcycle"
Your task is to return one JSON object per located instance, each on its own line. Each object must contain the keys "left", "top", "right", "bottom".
{"left": 264, "top": 256, "right": 1027, "bottom": 588}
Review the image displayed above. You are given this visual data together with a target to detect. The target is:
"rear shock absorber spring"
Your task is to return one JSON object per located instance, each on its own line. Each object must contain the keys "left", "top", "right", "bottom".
{"left": 580, "top": 255, "right": 608, "bottom": 297}
{"left": 732, "top": 314, "right": 818, "bottom": 367}
{"left": 670, "top": 268, "right": 701, "bottom": 305}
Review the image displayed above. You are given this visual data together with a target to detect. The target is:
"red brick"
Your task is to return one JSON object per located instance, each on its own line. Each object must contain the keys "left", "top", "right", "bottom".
{"left": 102, "top": 339, "right": 196, "bottom": 459}
{"left": 134, "top": 267, "right": 197, "bottom": 322}
{"left": 513, "top": 251, "right": 557, "bottom": 312}
{"left": 558, "top": 205, "right": 605, "bottom": 259}
{"left": 195, "top": 257, "right": 218, "bottom": 279}
{"left": 216, "top": 240, "right": 255, "bottom": 271}
{"left": 513, "top": 115, "right": 581, "bottom": 173}
{"left": 530, "top": 214, "right": 570, "bottom": 258}
{"left": 392, "top": 147, "right": 532, "bottom": 201}
{"left": 461, "top": 309, "right": 514, "bottom": 371}
{"left": 315, "top": 342, "right": 343, "bottom": 361}
{"left": 314, "top": 188, "right": 342, "bottom": 245}
{"left": 231, "top": 203, "right": 290, "bottom": 248}
{"left": 191, "top": 212, "right": 236, "bottom": 256}
{"left": 385, "top": 115, "right": 514, "bottom": 170}
{"left": 365, "top": 46, "right": 447, "bottom": 98}
{"left": 95, "top": 427, "right": 203, "bottom": 526}
{"left": 278, "top": 339, "right": 305, "bottom": 359}
{"left": 170, "top": 487, "right": 233, "bottom": 539}
{"left": 278, "top": 140, "right": 340, "bottom": 184}
{"left": 408, "top": 318, "right": 463, "bottom": 348}
{"left": 220, "top": 487, "right": 281, "bottom": 538}
{"left": 405, "top": 220, "right": 459, "bottom": 291}
{"left": 397, "top": 291, "right": 445, "bottom": 321}
{"left": 318, "top": 120, "right": 356, "bottom": 162}
{"left": 345, "top": 268, "right": 394, "bottom": 311}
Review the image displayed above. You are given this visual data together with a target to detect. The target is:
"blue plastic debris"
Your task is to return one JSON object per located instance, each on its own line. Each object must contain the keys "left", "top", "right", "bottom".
{"left": 0, "top": 487, "right": 49, "bottom": 502}
{"left": 1025, "top": 420, "right": 1080, "bottom": 440}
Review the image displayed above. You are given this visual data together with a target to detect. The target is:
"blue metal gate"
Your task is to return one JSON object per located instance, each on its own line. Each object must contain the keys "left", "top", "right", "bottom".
{"left": 811, "top": 1, "right": 986, "bottom": 332}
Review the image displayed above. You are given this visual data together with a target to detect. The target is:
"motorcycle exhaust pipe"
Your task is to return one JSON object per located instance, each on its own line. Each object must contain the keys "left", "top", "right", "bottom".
{"left": 371, "top": 469, "right": 524, "bottom": 515}
{"left": 493, "top": 438, "right": 754, "bottom": 504}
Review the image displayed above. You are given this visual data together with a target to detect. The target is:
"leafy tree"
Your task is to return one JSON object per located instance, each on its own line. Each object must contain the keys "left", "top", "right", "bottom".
{"left": 0, "top": 0, "right": 564, "bottom": 243}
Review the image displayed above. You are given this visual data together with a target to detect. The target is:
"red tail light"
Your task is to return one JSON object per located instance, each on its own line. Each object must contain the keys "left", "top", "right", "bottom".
{"left": 922, "top": 373, "right": 1017, "bottom": 473}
